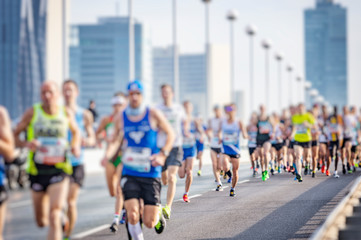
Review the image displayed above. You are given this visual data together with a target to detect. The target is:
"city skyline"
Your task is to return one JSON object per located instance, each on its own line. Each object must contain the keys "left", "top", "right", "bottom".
{"left": 71, "top": 0, "right": 361, "bottom": 110}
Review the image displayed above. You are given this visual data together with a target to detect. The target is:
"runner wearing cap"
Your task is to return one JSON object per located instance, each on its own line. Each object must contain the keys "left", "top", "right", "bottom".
{"left": 97, "top": 92, "right": 128, "bottom": 232}
{"left": 116, "top": 80, "right": 174, "bottom": 238}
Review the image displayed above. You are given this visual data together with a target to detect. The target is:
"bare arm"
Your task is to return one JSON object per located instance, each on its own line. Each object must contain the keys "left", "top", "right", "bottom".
{"left": 82, "top": 109, "right": 96, "bottom": 147}
{"left": 239, "top": 120, "right": 248, "bottom": 139}
{"left": 103, "top": 113, "right": 124, "bottom": 162}
{"left": 206, "top": 119, "right": 212, "bottom": 140}
{"left": 153, "top": 109, "right": 175, "bottom": 153}
{"left": 0, "top": 107, "right": 15, "bottom": 162}
{"left": 14, "top": 108, "right": 34, "bottom": 148}
{"left": 66, "top": 108, "right": 81, "bottom": 157}
{"left": 95, "top": 117, "right": 109, "bottom": 141}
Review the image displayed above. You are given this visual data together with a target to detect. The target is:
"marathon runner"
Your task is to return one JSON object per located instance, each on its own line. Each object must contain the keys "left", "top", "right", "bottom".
{"left": 247, "top": 113, "right": 259, "bottom": 177}
{"left": 62, "top": 80, "right": 96, "bottom": 239}
{"left": 256, "top": 105, "right": 275, "bottom": 181}
{"left": 341, "top": 106, "right": 357, "bottom": 174}
{"left": 157, "top": 84, "right": 185, "bottom": 219}
{"left": 221, "top": 103, "right": 248, "bottom": 197}
{"left": 14, "top": 81, "right": 81, "bottom": 240}
{"left": 0, "top": 106, "right": 15, "bottom": 240}
{"left": 97, "top": 92, "right": 127, "bottom": 232}
{"left": 179, "top": 101, "right": 203, "bottom": 203}
{"left": 207, "top": 105, "right": 224, "bottom": 190}
{"left": 291, "top": 103, "right": 315, "bottom": 182}
{"left": 119, "top": 80, "right": 175, "bottom": 238}
{"left": 270, "top": 113, "right": 286, "bottom": 174}
{"left": 349, "top": 106, "right": 360, "bottom": 171}
{"left": 310, "top": 105, "right": 320, "bottom": 178}
{"left": 195, "top": 117, "right": 206, "bottom": 177}
{"left": 318, "top": 105, "right": 329, "bottom": 175}
{"left": 326, "top": 106, "right": 343, "bottom": 178}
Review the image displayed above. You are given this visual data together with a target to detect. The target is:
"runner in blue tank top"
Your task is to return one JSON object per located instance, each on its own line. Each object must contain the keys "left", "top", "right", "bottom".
{"left": 62, "top": 80, "right": 96, "bottom": 239}
{"left": 221, "top": 103, "right": 248, "bottom": 197}
{"left": 0, "top": 106, "right": 15, "bottom": 239}
{"left": 117, "top": 80, "right": 175, "bottom": 239}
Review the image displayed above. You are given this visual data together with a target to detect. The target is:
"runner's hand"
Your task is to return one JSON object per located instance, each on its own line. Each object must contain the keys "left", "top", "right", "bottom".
{"left": 26, "top": 140, "right": 40, "bottom": 151}
{"left": 100, "top": 156, "right": 108, "bottom": 167}
{"left": 71, "top": 146, "right": 81, "bottom": 158}
{"left": 150, "top": 154, "right": 166, "bottom": 167}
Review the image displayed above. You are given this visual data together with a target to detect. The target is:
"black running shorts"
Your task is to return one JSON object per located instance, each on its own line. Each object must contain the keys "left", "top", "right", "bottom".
{"left": 121, "top": 175, "right": 161, "bottom": 206}
{"left": 70, "top": 164, "right": 85, "bottom": 187}
{"left": 162, "top": 147, "right": 183, "bottom": 172}
{"left": 29, "top": 172, "right": 68, "bottom": 192}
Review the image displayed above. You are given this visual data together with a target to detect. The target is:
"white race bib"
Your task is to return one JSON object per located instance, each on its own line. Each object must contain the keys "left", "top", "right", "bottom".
{"left": 183, "top": 134, "right": 195, "bottom": 148}
{"left": 223, "top": 132, "right": 238, "bottom": 145}
{"left": 34, "top": 137, "right": 67, "bottom": 165}
{"left": 122, "top": 147, "right": 152, "bottom": 173}
{"left": 296, "top": 124, "right": 307, "bottom": 134}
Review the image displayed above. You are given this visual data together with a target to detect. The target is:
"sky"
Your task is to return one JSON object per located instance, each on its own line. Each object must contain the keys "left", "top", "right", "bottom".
{"left": 71, "top": 0, "right": 361, "bottom": 111}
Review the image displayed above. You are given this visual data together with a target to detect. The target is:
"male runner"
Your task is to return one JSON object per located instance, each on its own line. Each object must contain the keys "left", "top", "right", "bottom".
{"left": 318, "top": 105, "right": 329, "bottom": 174}
{"left": 247, "top": 113, "right": 259, "bottom": 177}
{"left": 97, "top": 92, "right": 127, "bottom": 231}
{"left": 310, "top": 105, "right": 320, "bottom": 178}
{"left": 14, "top": 81, "right": 81, "bottom": 240}
{"left": 195, "top": 117, "right": 206, "bottom": 176}
{"left": 220, "top": 103, "right": 248, "bottom": 197}
{"left": 341, "top": 106, "right": 357, "bottom": 174}
{"left": 157, "top": 84, "right": 185, "bottom": 219}
{"left": 179, "top": 101, "right": 203, "bottom": 203}
{"left": 119, "top": 80, "right": 174, "bottom": 239}
{"left": 62, "top": 80, "right": 96, "bottom": 239}
{"left": 270, "top": 113, "right": 286, "bottom": 174}
{"left": 291, "top": 103, "right": 315, "bottom": 182}
{"left": 0, "top": 106, "right": 15, "bottom": 240}
{"left": 207, "top": 105, "right": 224, "bottom": 190}
{"left": 256, "top": 105, "right": 275, "bottom": 181}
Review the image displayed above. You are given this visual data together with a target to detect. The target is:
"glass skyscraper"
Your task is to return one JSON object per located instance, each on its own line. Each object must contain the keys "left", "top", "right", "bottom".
{"left": 70, "top": 17, "right": 152, "bottom": 117}
{"left": 304, "top": 0, "right": 348, "bottom": 107}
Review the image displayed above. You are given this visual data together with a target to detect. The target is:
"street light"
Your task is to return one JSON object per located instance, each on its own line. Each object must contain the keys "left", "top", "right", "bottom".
{"left": 286, "top": 64, "right": 294, "bottom": 106}
{"left": 275, "top": 52, "right": 283, "bottom": 110}
{"left": 261, "top": 39, "right": 272, "bottom": 111}
{"left": 227, "top": 9, "right": 239, "bottom": 102}
{"left": 173, "top": 0, "right": 179, "bottom": 103}
{"left": 202, "top": 0, "right": 211, "bottom": 117}
{"left": 246, "top": 24, "right": 257, "bottom": 113}
{"left": 128, "top": 0, "right": 134, "bottom": 82}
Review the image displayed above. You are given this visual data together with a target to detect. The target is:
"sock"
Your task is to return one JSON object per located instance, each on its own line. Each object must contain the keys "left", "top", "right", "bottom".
{"left": 128, "top": 222, "right": 144, "bottom": 240}
{"left": 334, "top": 170, "right": 338, "bottom": 174}
{"left": 113, "top": 213, "right": 120, "bottom": 224}
{"left": 218, "top": 181, "right": 222, "bottom": 185}
{"left": 184, "top": 192, "right": 188, "bottom": 195}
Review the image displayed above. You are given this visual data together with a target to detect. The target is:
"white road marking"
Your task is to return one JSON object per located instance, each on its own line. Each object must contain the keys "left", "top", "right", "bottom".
{"left": 72, "top": 224, "right": 109, "bottom": 239}
{"left": 9, "top": 200, "right": 32, "bottom": 209}
{"left": 238, "top": 180, "right": 250, "bottom": 184}
{"left": 175, "top": 194, "right": 202, "bottom": 202}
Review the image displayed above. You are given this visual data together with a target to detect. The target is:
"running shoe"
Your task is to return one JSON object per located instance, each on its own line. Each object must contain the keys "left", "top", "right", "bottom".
{"left": 304, "top": 166, "right": 309, "bottom": 176}
{"left": 312, "top": 172, "right": 315, "bottom": 178}
{"left": 321, "top": 165, "right": 326, "bottom": 174}
{"left": 197, "top": 170, "right": 201, "bottom": 176}
{"left": 220, "top": 170, "right": 224, "bottom": 176}
{"left": 110, "top": 222, "right": 118, "bottom": 233}
{"left": 326, "top": 170, "right": 331, "bottom": 176}
{"left": 278, "top": 167, "right": 281, "bottom": 174}
{"left": 223, "top": 173, "right": 227, "bottom": 179}
{"left": 162, "top": 205, "right": 171, "bottom": 220}
{"left": 155, "top": 209, "right": 166, "bottom": 234}
{"left": 270, "top": 168, "right": 274, "bottom": 176}
{"left": 317, "top": 162, "right": 321, "bottom": 171}
{"left": 284, "top": 166, "right": 287, "bottom": 172}
{"left": 119, "top": 210, "right": 126, "bottom": 224}
{"left": 265, "top": 170, "right": 270, "bottom": 179}
{"left": 355, "top": 163, "right": 359, "bottom": 168}
{"left": 333, "top": 172, "right": 339, "bottom": 178}
{"left": 230, "top": 188, "right": 236, "bottom": 197}
{"left": 262, "top": 171, "right": 266, "bottom": 182}
{"left": 353, "top": 166, "right": 356, "bottom": 172}
{"left": 296, "top": 173, "right": 303, "bottom": 182}
{"left": 253, "top": 171, "right": 257, "bottom": 177}
{"left": 227, "top": 177, "right": 232, "bottom": 183}
{"left": 216, "top": 184, "right": 223, "bottom": 191}
{"left": 183, "top": 194, "right": 190, "bottom": 203}
{"left": 342, "top": 165, "right": 346, "bottom": 175}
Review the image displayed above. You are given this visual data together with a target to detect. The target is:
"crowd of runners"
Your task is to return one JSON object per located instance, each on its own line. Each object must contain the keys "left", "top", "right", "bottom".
{"left": 0, "top": 80, "right": 360, "bottom": 240}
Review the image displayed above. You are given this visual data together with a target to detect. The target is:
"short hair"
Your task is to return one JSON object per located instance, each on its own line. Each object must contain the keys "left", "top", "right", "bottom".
{"left": 161, "top": 84, "right": 173, "bottom": 91}
{"left": 114, "top": 92, "right": 126, "bottom": 98}
{"left": 63, "top": 79, "right": 78, "bottom": 89}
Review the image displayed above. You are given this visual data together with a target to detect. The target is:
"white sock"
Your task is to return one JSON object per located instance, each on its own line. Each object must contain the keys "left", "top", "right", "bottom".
{"left": 113, "top": 213, "right": 120, "bottom": 224}
{"left": 334, "top": 170, "right": 338, "bottom": 174}
{"left": 128, "top": 222, "right": 144, "bottom": 240}
{"left": 184, "top": 192, "right": 188, "bottom": 195}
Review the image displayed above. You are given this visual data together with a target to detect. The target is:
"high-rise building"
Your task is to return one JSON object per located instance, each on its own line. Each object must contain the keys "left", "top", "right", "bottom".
{"left": 153, "top": 45, "right": 231, "bottom": 118}
{"left": 0, "top": 0, "right": 69, "bottom": 119}
{"left": 69, "top": 17, "right": 152, "bottom": 117}
{"left": 304, "top": 0, "right": 347, "bottom": 107}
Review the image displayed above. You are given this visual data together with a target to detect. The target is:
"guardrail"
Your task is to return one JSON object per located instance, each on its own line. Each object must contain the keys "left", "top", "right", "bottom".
{"left": 310, "top": 176, "right": 361, "bottom": 240}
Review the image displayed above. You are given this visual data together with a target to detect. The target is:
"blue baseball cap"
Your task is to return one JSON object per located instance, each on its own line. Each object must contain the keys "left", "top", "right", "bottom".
{"left": 127, "top": 80, "right": 143, "bottom": 93}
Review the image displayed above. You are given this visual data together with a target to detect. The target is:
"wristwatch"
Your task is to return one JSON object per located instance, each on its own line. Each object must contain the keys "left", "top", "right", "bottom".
{"left": 160, "top": 149, "right": 170, "bottom": 157}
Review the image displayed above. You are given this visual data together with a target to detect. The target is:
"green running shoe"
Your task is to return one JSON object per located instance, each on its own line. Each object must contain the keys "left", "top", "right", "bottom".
{"left": 262, "top": 171, "right": 266, "bottom": 181}
{"left": 162, "top": 205, "right": 171, "bottom": 220}
{"left": 265, "top": 170, "right": 269, "bottom": 179}
{"left": 155, "top": 208, "right": 166, "bottom": 234}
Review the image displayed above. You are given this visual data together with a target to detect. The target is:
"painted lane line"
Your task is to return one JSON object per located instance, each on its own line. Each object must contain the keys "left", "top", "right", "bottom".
{"left": 238, "top": 180, "right": 250, "bottom": 184}
{"left": 72, "top": 224, "right": 109, "bottom": 239}
{"left": 9, "top": 200, "right": 32, "bottom": 209}
{"left": 175, "top": 194, "right": 202, "bottom": 202}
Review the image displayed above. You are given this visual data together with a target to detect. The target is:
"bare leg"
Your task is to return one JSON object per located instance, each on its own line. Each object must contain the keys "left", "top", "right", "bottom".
{"left": 65, "top": 183, "right": 80, "bottom": 237}
{"left": 166, "top": 166, "right": 179, "bottom": 208}
{"left": 185, "top": 158, "right": 195, "bottom": 193}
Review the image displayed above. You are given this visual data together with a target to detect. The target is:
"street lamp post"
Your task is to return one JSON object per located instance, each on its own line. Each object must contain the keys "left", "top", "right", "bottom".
{"left": 275, "top": 52, "right": 283, "bottom": 111}
{"left": 286, "top": 64, "right": 294, "bottom": 106}
{"left": 227, "top": 9, "right": 239, "bottom": 103}
{"left": 173, "top": 0, "right": 179, "bottom": 103}
{"left": 262, "top": 39, "right": 272, "bottom": 111}
{"left": 202, "top": 0, "right": 211, "bottom": 117}
{"left": 128, "top": 0, "right": 135, "bottom": 82}
{"left": 246, "top": 25, "right": 257, "bottom": 113}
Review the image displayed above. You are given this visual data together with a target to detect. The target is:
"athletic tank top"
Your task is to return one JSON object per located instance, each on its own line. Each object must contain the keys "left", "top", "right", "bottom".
{"left": 248, "top": 125, "right": 257, "bottom": 148}
{"left": 122, "top": 108, "right": 160, "bottom": 178}
{"left": 327, "top": 115, "right": 339, "bottom": 141}
{"left": 271, "top": 124, "right": 283, "bottom": 144}
{"left": 27, "top": 103, "right": 72, "bottom": 176}
{"left": 222, "top": 119, "right": 240, "bottom": 155}
{"left": 105, "top": 116, "right": 115, "bottom": 141}
{"left": 257, "top": 117, "right": 272, "bottom": 141}
{"left": 183, "top": 120, "right": 196, "bottom": 149}
{"left": 210, "top": 117, "right": 222, "bottom": 148}
{"left": 68, "top": 107, "right": 85, "bottom": 166}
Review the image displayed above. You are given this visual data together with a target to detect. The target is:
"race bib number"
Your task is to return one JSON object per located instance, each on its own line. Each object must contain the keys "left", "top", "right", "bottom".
{"left": 183, "top": 135, "right": 195, "bottom": 148}
{"left": 223, "top": 132, "right": 238, "bottom": 145}
{"left": 122, "top": 147, "right": 152, "bottom": 173}
{"left": 34, "top": 137, "right": 67, "bottom": 165}
{"left": 329, "top": 124, "right": 338, "bottom": 134}
{"left": 210, "top": 137, "right": 220, "bottom": 147}
{"left": 259, "top": 123, "right": 270, "bottom": 134}
{"left": 296, "top": 124, "right": 307, "bottom": 134}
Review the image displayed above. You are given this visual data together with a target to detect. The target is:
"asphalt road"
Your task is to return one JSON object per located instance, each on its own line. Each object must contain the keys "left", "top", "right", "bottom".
{"left": 4, "top": 152, "right": 360, "bottom": 240}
